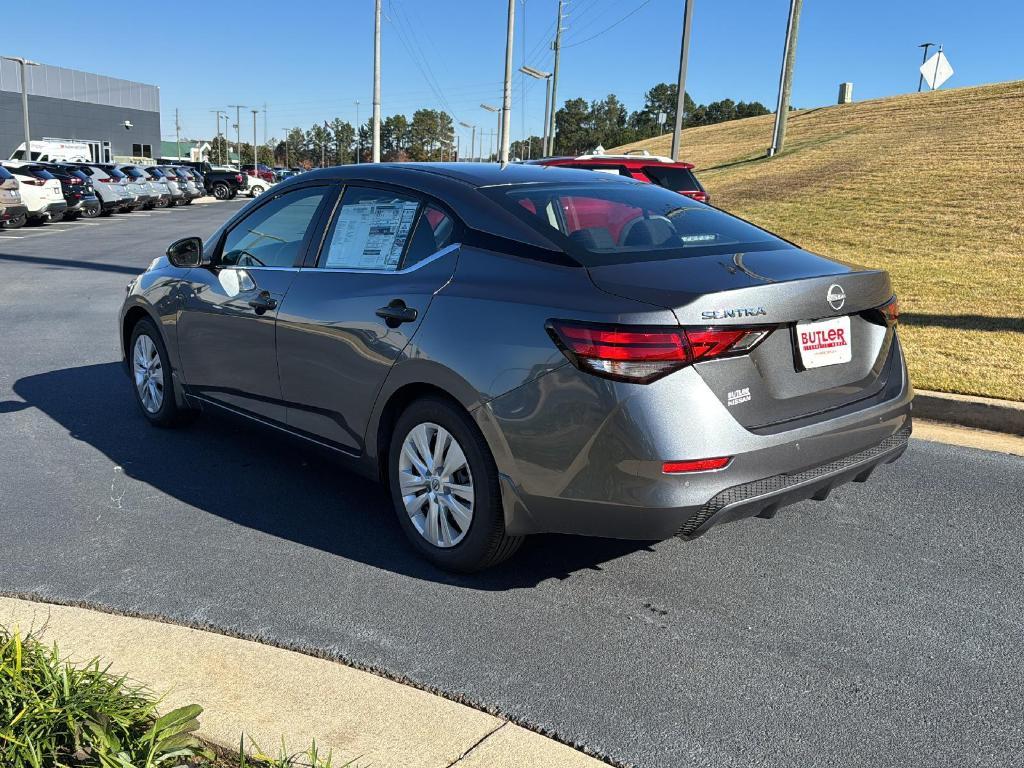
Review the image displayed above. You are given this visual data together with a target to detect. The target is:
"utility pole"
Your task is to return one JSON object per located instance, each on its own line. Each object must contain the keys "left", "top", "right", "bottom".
{"left": 3, "top": 56, "right": 40, "bottom": 161}
{"left": 548, "top": 0, "right": 565, "bottom": 154}
{"left": 768, "top": 0, "right": 802, "bottom": 157}
{"left": 210, "top": 109, "right": 225, "bottom": 164}
{"left": 251, "top": 109, "right": 259, "bottom": 169}
{"left": 355, "top": 100, "right": 361, "bottom": 163}
{"left": 500, "top": 0, "right": 516, "bottom": 163}
{"left": 670, "top": 0, "right": 694, "bottom": 161}
{"left": 372, "top": 0, "right": 382, "bottom": 162}
{"left": 917, "top": 42, "right": 936, "bottom": 92}
{"left": 229, "top": 104, "right": 246, "bottom": 167}
{"left": 175, "top": 108, "right": 182, "bottom": 161}
{"left": 283, "top": 128, "right": 290, "bottom": 168}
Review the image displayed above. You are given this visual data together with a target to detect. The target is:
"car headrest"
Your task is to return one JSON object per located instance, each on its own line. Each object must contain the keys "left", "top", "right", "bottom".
{"left": 568, "top": 226, "right": 616, "bottom": 250}
{"left": 622, "top": 217, "right": 675, "bottom": 247}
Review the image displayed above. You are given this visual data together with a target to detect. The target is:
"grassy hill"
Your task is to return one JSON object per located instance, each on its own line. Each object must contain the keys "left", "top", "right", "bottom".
{"left": 614, "top": 80, "right": 1024, "bottom": 401}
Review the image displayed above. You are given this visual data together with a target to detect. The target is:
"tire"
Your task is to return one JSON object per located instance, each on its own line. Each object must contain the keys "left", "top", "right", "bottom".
{"left": 128, "top": 318, "right": 198, "bottom": 428}
{"left": 228, "top": 190, "right": 238, "bottom": 199}
{"left": 3, "top": 213, "right": 26, "bottom": 229}
{"left": 62, "top": 211, "right": 80, "bottom": 222}
{"left": 81, "top": 205, "right": 100, "bottom": 219}
{"left": 183, "top": 197, "right": 193, "bottom": 205}
{"left": 154, "top": 197, "right": 169, "bottom": 209}
{"left": 388, "top": 396, "right": 522, "bottom": 572}
{"left": 167, "top": 199, "right": 178, "bottom": 208}
{"left": 250, "top": 184, "right": 265, "bottom": 197}
{"left": 213, "top": 183, "right": 230, "bottom": 200}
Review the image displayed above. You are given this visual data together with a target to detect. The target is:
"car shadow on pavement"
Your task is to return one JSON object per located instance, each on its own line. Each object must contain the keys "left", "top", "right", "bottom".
{"left": 13, "top": 362, "right": 651, "bottom": 590}
{"left": 0, "top": 253, "right": 145, "bottom": 275}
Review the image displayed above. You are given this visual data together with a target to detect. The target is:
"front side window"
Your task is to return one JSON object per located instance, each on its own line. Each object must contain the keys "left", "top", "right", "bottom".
{"left": 489, "top": 182, "right": 785, "bottom": 266}
{"left": 320, "top": 187, "right": 421, "bottom": 271}
{"left": 220, "top": 186, "right": 328, "bottom": 268}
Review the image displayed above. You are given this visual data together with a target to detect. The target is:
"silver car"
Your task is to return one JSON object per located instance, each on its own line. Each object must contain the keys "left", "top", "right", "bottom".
{"left": 117, "top": 165, "right": 162, "bottom": 209}
{"left": 71, "top": 164, "right": 127, "bottom": 216}
{"left": 118, "top": 163, "right": 911, "bottom": 572}
{"left": 147, "top": 167, "right": 184, "bottom": 207}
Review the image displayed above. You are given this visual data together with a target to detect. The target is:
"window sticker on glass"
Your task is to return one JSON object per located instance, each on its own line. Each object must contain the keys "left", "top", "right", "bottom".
{"left": 326, "top": 198, "right": 420, "bottom": 270}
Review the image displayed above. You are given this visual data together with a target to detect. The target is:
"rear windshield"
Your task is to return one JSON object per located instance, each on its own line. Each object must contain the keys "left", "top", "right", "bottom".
{"left": 147, "top": 168, "right": 166, "bottom": 178}
{"left": 642, "top": 166, "right": 701, "bottom": 192}
{"left": 101, "top": 167, "right": 127, "bottom": 180}
{"left": 25, "top": 167, "right": 56, "bottom": 180}
{"left": 487, "top": 182, "right": 785, "bottom": 266}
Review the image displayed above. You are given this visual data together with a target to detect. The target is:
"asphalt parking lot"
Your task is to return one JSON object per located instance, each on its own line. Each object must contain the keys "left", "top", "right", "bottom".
{"left": 1, "top": 204, "right": 1022, "bottom": 768}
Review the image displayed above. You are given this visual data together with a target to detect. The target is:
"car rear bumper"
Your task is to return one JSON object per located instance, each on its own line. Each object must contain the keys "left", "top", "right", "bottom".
{"left": 1, "top": 204, "right": 28, "bottom": 221}
{"left": 477, "top": 337, "right": 913, "bottom": 540}
{"left": 35, "top": 202, "right": 68, "bottom": 219}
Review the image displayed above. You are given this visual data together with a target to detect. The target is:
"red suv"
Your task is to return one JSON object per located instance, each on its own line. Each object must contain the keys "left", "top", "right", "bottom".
{"left": 530, "top": 152, "right": 710, "bottom": 203}
{"left": 241, "top": 163, "right": 275, "bottom": 184}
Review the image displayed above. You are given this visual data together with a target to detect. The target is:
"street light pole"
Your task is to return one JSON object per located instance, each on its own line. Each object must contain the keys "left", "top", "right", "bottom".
{"left": 210, "top": 110, "right": 226, "bottom": 164}
{"left": 481, "top": 104, "right": 500, "bottom": 162}
{"left": 459, "top": 122, "right": 476, "bottom": 163}
{"left": 670, "top": 0, "right": 694, "bottom": 162}
{"left": 251, "top": 109, "right": 259, "bottom": 169}
{"left": 283, "top": 128, "right": 290, "bottom": 167}
{"left": 519, "top": 65, "right": 552, "bottom": 157}
{"left": 228, "top": 105, "right": 246, "bottom": 167}
{"left": 3, "top": 56, "right": 40, "bottom": 161}
{"left": 372, "top": 0, "right": 382, "bottom": 162}
{"left": 500, "top": 0, "right": 516, "bottom": 163}
{"left": 917, "top": 42, "right": 936, "bottom": 92}
{"left": 355, "top": 100, "right": 361, "bottom": 163}
{"left": 768, "top": 0, "right": 803, "bottom": 157}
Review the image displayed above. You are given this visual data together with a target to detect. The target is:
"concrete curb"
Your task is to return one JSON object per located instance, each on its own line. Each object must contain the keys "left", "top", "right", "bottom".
{"left": 914, "top": 390, "right": 1024, "bottom": 436}
{"left": 0, "top": 597, "right": 607, "bottom": 768}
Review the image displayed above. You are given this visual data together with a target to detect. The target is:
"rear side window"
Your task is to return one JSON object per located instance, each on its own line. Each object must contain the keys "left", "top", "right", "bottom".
{"left": 490, "top": 182, "right": 784, "bottom": 266}
{"left": 320, "top": 187, "right": 421, "bottom": 271}
{"left": 402, "top": 205, "right": 455, "bottom": 268}
{"left": 642, "top": 166, "right": 701, "bottom": 192}
{"left": 0, "top": 167, "right": 13, "bottom": 180}
{"left": 220, "top": 186, "right": 328, "bottom": 268}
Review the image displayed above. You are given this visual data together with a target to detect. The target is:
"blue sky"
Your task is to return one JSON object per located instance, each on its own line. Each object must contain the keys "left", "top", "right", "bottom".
{"left": 6, "top": 0, "right": 1022, "bottom": 152}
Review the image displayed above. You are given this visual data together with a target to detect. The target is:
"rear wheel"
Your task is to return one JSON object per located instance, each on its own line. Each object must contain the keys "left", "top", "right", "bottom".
{"left": 388, "top": 397, "right": 522, "bottom": 572}
{"left": 3, "top": 213, "right": 26, "bottom": 229}
{"left": 62, "top": 211, "right": 79, "bottom": 222}
{"left": 154, "top": 196, "right": 169, "bottom": 209}
{"left": 129, "top": 318, "right": 198, "bottom": 428}
{"left": 81, "top": 205, "right": 100, "bottom": 219}
{"left": 250, "top": 184, "right": 265, "bottom": 197}
{"left": 213, "top": 183, "right": 230, "bottom": 200}
{"left": 183, "top": 197, "right": 193, "bottom": 205}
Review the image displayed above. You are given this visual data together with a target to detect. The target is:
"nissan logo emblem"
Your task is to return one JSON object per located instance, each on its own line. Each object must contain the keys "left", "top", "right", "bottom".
{"left": 827, "top": 284, "right": 846, "bottom": 311}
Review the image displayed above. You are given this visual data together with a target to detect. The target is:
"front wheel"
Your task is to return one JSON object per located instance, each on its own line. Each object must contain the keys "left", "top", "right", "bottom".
{"left": 213, "top": 183, "right": 230, "bottom": 200}
{"left": 388, "top": 397, "right": 522, "bottom": 572}
{"left": 129, "top": 318, "right": 198, "bottom": 428}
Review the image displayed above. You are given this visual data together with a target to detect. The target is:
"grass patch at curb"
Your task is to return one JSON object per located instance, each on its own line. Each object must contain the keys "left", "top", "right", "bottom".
{"left": 0, "top": 627, "right": 353, "bottom": 768}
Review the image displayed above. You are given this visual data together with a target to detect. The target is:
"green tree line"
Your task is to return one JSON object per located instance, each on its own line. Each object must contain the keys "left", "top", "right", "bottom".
{"left": 207, "top": 82, "right": 767, "bottom": 167}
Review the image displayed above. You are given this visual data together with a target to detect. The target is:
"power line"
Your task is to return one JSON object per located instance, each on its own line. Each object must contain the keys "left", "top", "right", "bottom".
{"left": 563, "top": 0, "right": 652, "bottom": 48}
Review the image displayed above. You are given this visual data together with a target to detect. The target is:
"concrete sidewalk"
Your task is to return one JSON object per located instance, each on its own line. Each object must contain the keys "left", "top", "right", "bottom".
{"left": 0, "top": 597, "right": 606, "bottom": 768}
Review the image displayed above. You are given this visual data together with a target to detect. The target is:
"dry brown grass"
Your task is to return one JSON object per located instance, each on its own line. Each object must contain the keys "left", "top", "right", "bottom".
{"left": 614, "top": 80, "right": 1024, "bottom": 401}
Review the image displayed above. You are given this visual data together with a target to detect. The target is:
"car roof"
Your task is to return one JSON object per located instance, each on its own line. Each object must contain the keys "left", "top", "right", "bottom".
{"left": 530, "top": 155, "right": 696, "bottom": 170}
{"left": 294, "top": 161, "right": 639, "bottom": 190}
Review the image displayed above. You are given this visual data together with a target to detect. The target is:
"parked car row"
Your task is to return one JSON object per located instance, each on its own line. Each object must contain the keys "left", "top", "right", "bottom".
{"left": 0, "top": 160, "right": 243, "bottom": 229}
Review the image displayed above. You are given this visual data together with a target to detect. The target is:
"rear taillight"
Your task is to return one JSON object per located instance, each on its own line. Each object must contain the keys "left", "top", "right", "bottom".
{"left": 98, "top": 177, "right": 114, "bottom": 183}
{"left": 881, "top": 295, "right": 899, "bottom": 326}
{"left": 21, "top": 177, "right": 44, "bottom": 186}
{"left": 235, "top": 174, "right": 244, "bottom": 183}
{"left": 681, "top": 190, "right": 708, "bottom": 202}
{"left": 547, "top": 321, "right": 771, "bottom": 383}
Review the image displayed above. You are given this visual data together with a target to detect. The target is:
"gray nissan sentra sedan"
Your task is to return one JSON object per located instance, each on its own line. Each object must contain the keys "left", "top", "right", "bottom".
{"left": 119, "top": 163, "right": 912, "bottom": 572}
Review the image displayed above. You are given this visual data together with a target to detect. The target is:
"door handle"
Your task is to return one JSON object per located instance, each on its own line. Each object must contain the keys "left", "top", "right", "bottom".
{"left": 376, "top": 299, "right": 418, "bottom": 328}
{"left": 248, "top": 290, "right": 278, "bottom": 314}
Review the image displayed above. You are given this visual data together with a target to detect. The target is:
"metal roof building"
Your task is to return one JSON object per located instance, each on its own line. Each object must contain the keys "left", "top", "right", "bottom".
{"left": 0, "top": 58, "right": 160, "bottom": 163}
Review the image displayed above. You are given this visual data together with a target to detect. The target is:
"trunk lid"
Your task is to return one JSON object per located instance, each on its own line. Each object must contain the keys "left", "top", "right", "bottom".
{"left": 586, "top": 248, "right": 900, "bottom": 429}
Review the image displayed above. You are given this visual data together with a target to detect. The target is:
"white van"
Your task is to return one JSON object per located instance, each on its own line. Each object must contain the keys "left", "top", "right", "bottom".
{"left": 11, "top": 139, "right": 93, "bottom": 163}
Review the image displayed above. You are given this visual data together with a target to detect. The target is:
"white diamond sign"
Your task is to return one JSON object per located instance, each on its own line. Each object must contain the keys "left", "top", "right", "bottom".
{"left": 920, "top": 51, "right": 954, "bottom": 90}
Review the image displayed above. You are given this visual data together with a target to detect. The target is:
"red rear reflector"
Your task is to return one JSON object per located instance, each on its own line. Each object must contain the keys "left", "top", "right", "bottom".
{"left": 663, "top": 457, "right": 731, "bottom": 473}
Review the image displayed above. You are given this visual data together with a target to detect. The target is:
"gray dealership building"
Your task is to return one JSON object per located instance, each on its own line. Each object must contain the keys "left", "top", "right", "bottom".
{"left": 0, "top": 58, "right": 160, "bottom": 163}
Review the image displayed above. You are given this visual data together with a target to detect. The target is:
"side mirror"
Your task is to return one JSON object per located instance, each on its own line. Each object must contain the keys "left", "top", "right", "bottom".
{"left": 166, "top": 237, "right": 203, "bottom": 268}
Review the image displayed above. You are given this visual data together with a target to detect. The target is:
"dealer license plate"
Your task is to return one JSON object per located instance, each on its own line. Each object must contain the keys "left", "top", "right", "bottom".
{"left": 796, "top": 316, "right": 852, "bottom": 369}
